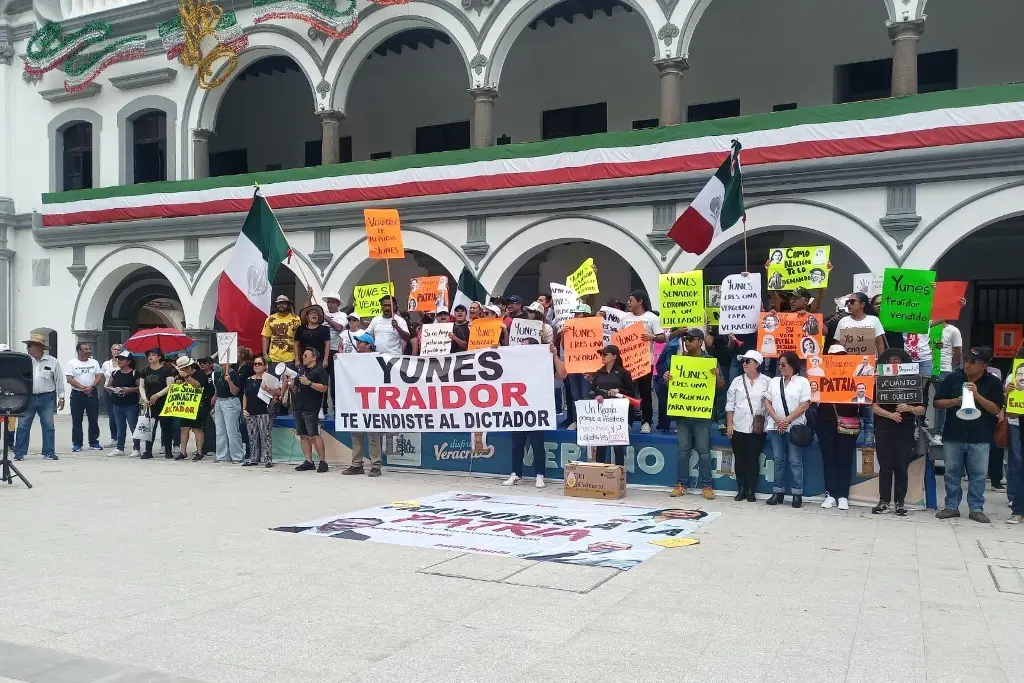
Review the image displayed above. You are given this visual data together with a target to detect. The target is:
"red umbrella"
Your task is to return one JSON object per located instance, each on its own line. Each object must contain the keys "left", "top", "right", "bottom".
{"left": 122, "top": 328, "right": 196, "bottom": 356}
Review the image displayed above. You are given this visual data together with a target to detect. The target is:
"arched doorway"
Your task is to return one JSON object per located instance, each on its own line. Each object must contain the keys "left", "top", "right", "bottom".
{"left": 103, "top": 266, "right": 185, "bottom": 345}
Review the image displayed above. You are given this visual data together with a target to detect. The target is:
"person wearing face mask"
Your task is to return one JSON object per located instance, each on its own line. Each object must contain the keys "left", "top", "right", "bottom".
{"left": 764, "top": 351, "right": 812, "bottom": 508}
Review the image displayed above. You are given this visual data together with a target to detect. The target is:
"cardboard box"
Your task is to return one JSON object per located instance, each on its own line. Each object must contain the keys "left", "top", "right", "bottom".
{"left": 564, "top": 461, "right": 626, "bottom": 500}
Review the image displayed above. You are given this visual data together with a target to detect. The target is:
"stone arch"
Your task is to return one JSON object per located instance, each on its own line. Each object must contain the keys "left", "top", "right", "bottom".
{"left": 326, "top": 3, "right": 477, "bottom": 112}
{"left": 666, "top": 198, "right": 898, "bottom": 273}
{"left": 116, "top": 94, "right": 178, "bottom": 185}
{"left": 481, "top": 0, "right": 663, "bottom": 87}
{"left": 180, "top": 26, "right": 322, "bottom": 178}
{"left": 72, "top": 246, "right": 191, "bottom": 332}
{"left": 47, "top": 107, "right": 102, "bottom": 192}
{"left": 321, "top": 228, "right": 471, "bottom": 303}
{"left": 477, "top": 214, "right": 662, "bottom": 298}
{"left": 902, "top": 180, "right": 1024, "bottom": 271}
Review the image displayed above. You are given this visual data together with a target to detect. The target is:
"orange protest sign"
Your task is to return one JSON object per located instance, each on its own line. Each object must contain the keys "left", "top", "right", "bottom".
{"left": 813, "top": 354, "right": 875, "bottom": 404}
{"left": 562, "top": 317, "right": 603, "bottom": 374}
{"left": 363, "top": 208, "right": 405, "bottom": 259}
{"left": 756, "top": 312, "right": 824, "bottom": 359}
{"left": 994, "top": 324, "right": 1023, "bottom": 358}
{"left": 468, "top": 318, "right": 503, "bottom": 350}
{"left": 612, "top": 322, "right": 651, "bottom": 380}
{"left": 407, "top": 275, "right": 449, "bottom": 313}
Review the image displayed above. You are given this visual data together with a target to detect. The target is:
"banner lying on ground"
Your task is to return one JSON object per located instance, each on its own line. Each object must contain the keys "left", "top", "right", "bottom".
{"left": 272, "top": 491, "right": 719, "bottom": 571}
{"left": 333, "top": 346, "right": 556, "bottom": 432}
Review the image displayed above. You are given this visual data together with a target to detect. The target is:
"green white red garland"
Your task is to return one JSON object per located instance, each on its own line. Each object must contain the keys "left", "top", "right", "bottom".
{"left": 157, "top": 11, "right": 248, "bottom": 61}
{"left": 63, "top": 34, "right": 147, "bottom": 92}
{"left": 22, "top": 21, "right": 146, "bottom": 91}
{"left": 252, "top": 0, "right": 358, "bottom": 41}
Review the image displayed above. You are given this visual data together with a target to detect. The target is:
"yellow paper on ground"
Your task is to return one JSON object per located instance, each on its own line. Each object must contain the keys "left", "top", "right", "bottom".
{"left": 666, "top": 355, "right": 717, "bottom": 419}
{"left": 160, "top": 383, "right": 203, "bottom": 419}
{"left": 649, "top": 537, "right": 700, "bottom": 548}
{"left": 566, "top": 258, "right": 599, "bottom": 296}
{"left": 659, "top": 271, "right": 704, "bottom": 328}
{"left": 353, "top": 282, "right": 395, "bottom": 318}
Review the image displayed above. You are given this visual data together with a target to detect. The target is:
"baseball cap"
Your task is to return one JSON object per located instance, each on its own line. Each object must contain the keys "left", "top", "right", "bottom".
{"left": 322, "top": 291, "right": 342, "bottom": 302}
{"left": 435, "top": 306, "right": 450, "bottom": 315}
{"left": 738, "top": 350, "right": 763, "bottom": 365}
{"left": 354, "top": 332, "right": 375, "bottom": 345}
{"left": 526, "top": 301, "right": 545, "bottom": 314}
{"left": 506, "top": 295, "right": 523, "bottom": 304}
{"left": 485, "top": 304, "right": 502, "bottom": 317}
{"left": 118, "top": 348, "right": 132, "bottom": 359}
{"left": 965, "top": 346, "right": 993, "bottom": 363}
{"left": 791, "top": 287, "right": 813, "bottom": 300}
{"left": 683, "top": 327, "right": 705, "bottom": 341}
{"left": 827, "top": 343, "right": 847, "bottom": 354}
{"left": 574, "top": 303, "right": 592, "bottom": 314}
{"left": 346, "top": 312, "right": 360, "bottom": 321}
{"left": 453, "top": 304, "right": 467, "bottom": 313}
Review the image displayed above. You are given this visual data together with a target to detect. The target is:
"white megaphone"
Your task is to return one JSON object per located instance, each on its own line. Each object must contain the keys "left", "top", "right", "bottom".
{"left": 956, "top": 383, "right": 981, "bottom": 421}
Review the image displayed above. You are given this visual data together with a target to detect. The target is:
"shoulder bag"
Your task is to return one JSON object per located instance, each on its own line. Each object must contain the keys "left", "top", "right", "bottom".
{"left": 779, "top": 377, "right": 814, "bottom": 447}
{"left": 834, "top": 405, "right": 862, "bottom": 436}
{"left": 742, "top": 376, "right": 766, "bottom": 435}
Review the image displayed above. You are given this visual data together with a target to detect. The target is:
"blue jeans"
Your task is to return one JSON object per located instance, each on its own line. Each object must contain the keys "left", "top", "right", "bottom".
{"left": 676, "top": 417, "right": 712, "bottom": 487}
{"left": 1009, "top": 423, "right": 1021, "bottom": 507}
{"left": 917, "top": 359, "right": 933, "bottom": 379}
{"left": 110, "top": 403, "right": 140, "bottom": 452}
{"left": 942, "top": 441, "right": 988, "bottom": 512}
{"left": 934, "top": 371, "right": 952, "bottom": 433}
{"left": 214, "top": 397, "right": 244, "bottom": 461}
{"left": 13, "top": 392, "right": 56, "bottom": 459}
{"left": 769, "top": 430, "right": 805, "bottom": 494}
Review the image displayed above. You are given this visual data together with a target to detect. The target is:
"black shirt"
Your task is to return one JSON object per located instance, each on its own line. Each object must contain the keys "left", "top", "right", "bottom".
{"left": 935, "top": 369, "right": 1003, "bottom": 443}
{"left": 237, "top": 362, "right": 254, "bottom": 384}
{"left": 243, "top": 376, "right": 269, "bottom": 415}
{"left": 139, "top": 365, "right": 174, "bottom": 402}
{"left": 874, "top": 400, "right": 922, "bottom": 439}
{"left": 295, "top": 324, "right": 330, "bottom": 359}
{"left": 450, "top": 322, "right": 470, "bottom": 354}
{"left": 293, "top": 365, "right": 329, "bottom": 412}
{"left": 181, "top": 368, "right": 210, "bottom": 403}
{"left": 215, "top": 368, "right": 241, "bottom": 399}
{"left": 589, "top": 366, "right": 635, "bottom": 399}
{"left": 109, "top": 369, "right": 140, "bottom": 406}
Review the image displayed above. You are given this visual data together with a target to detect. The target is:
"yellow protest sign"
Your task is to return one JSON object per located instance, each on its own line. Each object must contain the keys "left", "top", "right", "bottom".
{"left": 353, "top": 282, "right": 394, "bottom": 319}
{"left": 1007, "top": 358, "right": 1024, "bottom": 415}
{"left": 666, "top": 355, "right": 717, "bottom": 419}
{"left": 766, "top": 246, "right": 830, "bottom": 291}
{"left": 659, "top": 271, "right": 704, "bottom": 329}
{"left": 566, "top": 258, "right": 599, "bottom": 296}
{"left": 160, "top": 383, "right": 203, "bottom": 419}
{"left": 364, "top": 208, "right": 405, "bottom": 259}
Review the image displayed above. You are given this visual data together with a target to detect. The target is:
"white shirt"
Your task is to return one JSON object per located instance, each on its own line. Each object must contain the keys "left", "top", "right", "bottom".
{"left": 101, "top": 358, "right": 118, "bottom": 382}
{"left": 32, "top": 354, "right": 66, "bottom": 398}
{"left": 938, "top": 324, "right": 962, "bottom": 372}
{"left": 833, "top": 314, "right": 885, "bottom": 347}
{"left": 325, "top": 311, "right": 347, "bottom": 351}
{"left": 765, "top": 375, "right": 812, "bottom": 431}
{"left": 725, "top": 374, "right": 770, "bottom": 434}
{"left": 340, "top": 328, "right": 360, "bottom": 354}
{"left": 621, "top": 310, "right": 665, "bottom": 360}
{"left": 65, "top": 357, "right": 102, "bottom": 393}
{"left": 367, "top": 315, "right": 409, "bottom": 355}
{"left": 902, "top": 333, "right": 930, "bottom": 362}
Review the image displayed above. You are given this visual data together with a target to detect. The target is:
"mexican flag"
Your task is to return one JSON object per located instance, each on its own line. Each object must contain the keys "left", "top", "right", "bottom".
{"left": 451, "top": 267, "right": 488, "bottom": 314}
{"left": 668, "top": 140, "right": 745, "bottom": 255}
{"left": 216, "top": 192, "right": 292, "bottom": 351}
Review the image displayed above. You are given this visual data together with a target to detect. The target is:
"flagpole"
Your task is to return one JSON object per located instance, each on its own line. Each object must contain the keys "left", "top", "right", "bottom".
{"left": 256, "top": 183, "right": 317, "bottom": 304}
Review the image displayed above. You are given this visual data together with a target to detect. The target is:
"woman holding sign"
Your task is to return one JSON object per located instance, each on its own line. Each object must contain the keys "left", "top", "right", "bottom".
{"left": 871, "top": 349, "right": 926, "bottom": 516}
{"left": 588, "top": 344, "right": 635, "bottom": 466}
{"left": 764, "top": 351, "right": 812, "bottom": 508}
{"left": 503, "top": 340, "right": 568, "bottom": 488}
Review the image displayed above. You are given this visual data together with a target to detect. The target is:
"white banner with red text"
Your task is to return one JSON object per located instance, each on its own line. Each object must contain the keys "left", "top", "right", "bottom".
{"left": 334, "top": 346, "right": 556, "bottom": 432}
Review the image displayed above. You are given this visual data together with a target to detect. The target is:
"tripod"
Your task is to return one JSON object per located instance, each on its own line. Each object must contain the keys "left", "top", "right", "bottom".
{"left": 1, "top": 414, "right": 32, "bottom": 488}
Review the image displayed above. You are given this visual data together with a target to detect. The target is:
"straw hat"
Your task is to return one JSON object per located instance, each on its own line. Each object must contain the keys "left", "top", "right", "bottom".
{"left": 23, "top": 332, "right": 49, "bottom": 349}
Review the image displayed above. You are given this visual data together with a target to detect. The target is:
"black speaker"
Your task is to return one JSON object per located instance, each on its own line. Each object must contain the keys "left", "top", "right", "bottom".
{"left": 0, "top": 351, "right": 33, "bottom": 416}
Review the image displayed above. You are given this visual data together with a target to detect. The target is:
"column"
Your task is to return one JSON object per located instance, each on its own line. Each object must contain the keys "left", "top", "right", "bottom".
{"left": 192, "top": 129, "right": 214, "bottom": 179}
{"left": 318, "top": 111, "right": 344, "bottom": 165}
{"left": 655, "top": 58, "right": 688, "bottom": 127}
{"left": 888, "top": 19, "right": 925, "bottom": 97}
{"left": 469, "top": 87, "right": 498, "bottom": 149}
{"left": 0, "top": 200, "right": 12, "bottom": 346}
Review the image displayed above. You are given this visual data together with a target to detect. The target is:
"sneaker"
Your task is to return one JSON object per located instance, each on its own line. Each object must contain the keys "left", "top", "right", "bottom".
{"left": 567, "top": 422, "right": 577, "bottom": 431}
{"left": 969, "top": 511, "right": 991, "bottom": 524}
{"left": 264, "top": 462, "right": 274, "bottom": 468}
{"left": 241, "top": 461, "right": 256, "bottom": 467}
{"left": 103, "top": 439, "right": 117, "bottom": 448}
{"left": 107, "top": 449, "right": 125, "bottom": 457}
{"left": 503, "top": 474, "right": 521, "bottom": 487}
{"left": 317, "top": 460, "right": 328, "bottom": 473}
{"left": 930, "top": 434, "right": 943, "bottom": 446}
{"left": 872, "top": 502, "right": 890, "bottom": 514}
{"left": 894, "top": 503, "right": 908, "bottom": 517}
{"left": 1007, "top": 514, "right": 1024, "bottom": 525}
{"left": 821, "top": 496, "right": 836, "bottom": 509}
{"left": 936, "top": 508, "right": 960, "bottom": 519}
{"left": 129, "top": 449, "right": 141, "bottom": 458}
{"left": 535, "top": 475, "right": 545, "bottom": 489}
{"left": 89, "top": 443, "right": 103, "bottom": 451}
{"left": 191, "top": 453, "right": 204, "bottom": 461}
{"left": 368, "top": 466, "right": 382, "bottom": 478}
{"left": 702, "top": 486, "right": 715, "bottom": 500}
{"left": 295, "top": 460, "right": 315, "bottom": 471}
{"left": 13, "top": 456, "right": 23, "bottom": 461}
{"left": 140, "top": 453, "right": 153, "bottom": 460}
{"left": 174, "top": 453, "right": 187, "bottom": 461}
{"left": 71, "top": 445, "right": 82, "bottom": 453}
{"left": 44, "top": 454, "right": 59, "bottom": 461}
{"left": 341, "top": 466, "right": 365, "bottom": 476}
{"left": 992, "top": 482, "right": 1006, "bottom": 491}
{"left": 669, "top": 483, "right": 686, "bottom": 497}
{"left": 641, "top": 423, "right": 651, "bottom": 434}
{"left": 837, "top": 497, "right": 849, "bottom": 511}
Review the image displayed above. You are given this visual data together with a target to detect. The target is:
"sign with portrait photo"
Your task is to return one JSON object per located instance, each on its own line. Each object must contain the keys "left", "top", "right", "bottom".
{"left": 765, "top": 246, "right": 830, "bottom": 291}
{"left": 756, "top": 312, "right": 824, "bottom": 358}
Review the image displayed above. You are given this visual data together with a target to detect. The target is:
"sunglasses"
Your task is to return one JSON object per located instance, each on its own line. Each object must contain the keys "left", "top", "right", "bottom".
{"left": 742, "top": 358, "right": 757, "bottom": 364}
{"left": 253, "top": 362, "right": 266, "bottom": 366}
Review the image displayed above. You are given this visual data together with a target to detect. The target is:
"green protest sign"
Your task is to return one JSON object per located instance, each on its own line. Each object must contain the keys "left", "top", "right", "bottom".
{"left": 879, "top": 268, "right": 935, "bottom": 333}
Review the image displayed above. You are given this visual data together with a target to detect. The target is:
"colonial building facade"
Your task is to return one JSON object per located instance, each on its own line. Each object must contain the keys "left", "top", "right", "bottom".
{"left": 0, "top": 0, "right": 1022, "bottom": 362}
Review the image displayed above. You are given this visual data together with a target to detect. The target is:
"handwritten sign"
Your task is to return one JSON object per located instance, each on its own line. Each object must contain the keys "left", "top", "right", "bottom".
{"left": 468, "top": 318, "right": 503, "bottom": 350}
{"left": 659, "top": 271, "right": 704, "bottom": 328}
{"left": 880, "top": 268, "right": 935, "bottom": 333}
{"left": 815, "top": 354, "right": 875, "bottom": 404}
{"left": 766, "top": 245, "right": 830, "bottom": 290}
{"left": 419, "top": 323, "right": 453, "bottom": 357}
{"left": 216, "top": 332, "right": 238, "bottom": 364}
{"left": 612, "top": 322, "right": 651, "bottom": 380}
{"left": 995, "top": 324, "right": 1023, "bottom": 358}
{"left": 364, "top": 208, "right": 405, "bottom": 259}
{"left": 853, "top": 273, "right": 884, "bottom": 298}
{"left": 718, "top": 274, "right": 761, "bottom": 334}
{"left": 562, "top": 317, "right": 603, "bottom": 373}
{"left": 353, "top": 281, "right": 394, "bottom": 318}
{"left": 599, "top": 306, "right": 625, "bottom": 345}
{"left": 566, "top": 257, "right": 599, "bottom": 296}
{"left": 756, "top": 312, "right": 824, "bottom": 358}
{"left": 837, "top": 325, "right": 876, "bottom": 356}
{"left": 1007, "top": 358, "right": 1024, "bottom": 415}
{"left": 930, "top": 281, "right": 967, "bottom": 321}
{"left": 509, "top": 318, "right": 542, "bottom": 345}
{"left": 666, "top": 355, "right": 717, "bottom": 419}
{"left": 550, "top": 283, "right": 579, "bottom": 330}
{"left": 705, "top": 285, "right": 721, "bottom": 326}
{"left": 160, "top": 383, "right": 203, "bottom": 419}
{"left": 408, "top": 275, "right": 449, "bottom": 313}
{"left": 575, "top": 399, "right": 629, "bottom": 446}
{"left": 876, "top": 373, "right": 925, "bottom": 404}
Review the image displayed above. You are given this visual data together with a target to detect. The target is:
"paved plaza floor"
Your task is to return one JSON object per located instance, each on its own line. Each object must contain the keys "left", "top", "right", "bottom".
{"left": 1, "top": 416, "right": 1023, "bottom": 683}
